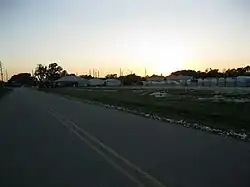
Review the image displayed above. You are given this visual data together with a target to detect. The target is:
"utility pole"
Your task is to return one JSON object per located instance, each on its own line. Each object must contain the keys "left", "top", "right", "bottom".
{"left": 0, "top": 61, "right": 3, "bottom": 88}
{"left": 5, "top": 70, "right": 8, "bottom": 81}
{"left": 119, "top": 68, "right": 123, "bottom": 77}
{"left": 0, "top": 61, "right": 3, "bottom": 82}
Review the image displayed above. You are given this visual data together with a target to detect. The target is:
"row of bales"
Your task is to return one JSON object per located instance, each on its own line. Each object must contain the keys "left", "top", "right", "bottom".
{"left": 144, "top": 75, "right": 250, "bottom": 87}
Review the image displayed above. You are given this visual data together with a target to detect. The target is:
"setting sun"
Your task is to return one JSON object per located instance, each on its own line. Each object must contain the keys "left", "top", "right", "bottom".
{"left": 130, "top": 38, "right": 190, "bottom": 75}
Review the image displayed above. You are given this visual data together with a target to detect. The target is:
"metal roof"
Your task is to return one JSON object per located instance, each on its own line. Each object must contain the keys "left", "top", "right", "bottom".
{"left": 55, "top": 76, "right": 86, "bottom": 82}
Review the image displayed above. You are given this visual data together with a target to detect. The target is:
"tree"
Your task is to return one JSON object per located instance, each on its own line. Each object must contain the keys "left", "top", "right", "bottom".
{"left": 206, "top": 68, "right": 219, "bottom": 77}
{"left": 119, "top": 74, "right": 142, "bottom": 85}
{"left": 244, "top": 65, "right": 250, "bottom": 73}
{"left": 194, "top": 71, "right": 205, "bottom": 79}
{"left": 225, "top": 68, "right": 237, "bottom": 77}
{"left": 8, "top": 73, "right": 36, "bottom": 86}
{"left": 34, "top": 63, "right": 65, "bottom": 82}
{"left": 46, "top": 63, "right": 63, "bottom": 81}
{"left": 80, "top": 75, "right": 93, "bottom": 79}
{"left": 170, "top": 70, "right": 198, "bottom": 77}
{"left": 169, "top": 65, "right": 250, "bottom": 79}
{"left": 235, "top": 68, "right": 245, "bottom": 76}
{"left": 34, "top": 64, "right": 47, "bottom": 81}
{"left": 60, "top": 70, "right": 68, "bottom": 77}
{"left": 105, "top": 74, "right": 117, "bottom": 79}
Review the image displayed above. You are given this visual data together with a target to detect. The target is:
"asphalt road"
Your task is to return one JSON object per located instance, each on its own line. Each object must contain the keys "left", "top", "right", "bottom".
{"left": 0, "top": 88, "right": 249, "bottom": 187}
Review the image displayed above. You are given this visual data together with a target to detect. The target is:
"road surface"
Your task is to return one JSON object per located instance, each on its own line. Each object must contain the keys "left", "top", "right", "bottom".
{"left": 0, "top": 88, "right": 249, "bottom": 187}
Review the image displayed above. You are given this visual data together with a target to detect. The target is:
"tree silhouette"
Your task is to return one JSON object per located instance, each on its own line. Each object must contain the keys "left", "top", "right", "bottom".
{"left": 8, "top": 73, "right": 36, "bottom": 86}
{"left": 46, "top": 63, "right": 63, "bottom": 81}
{"left": 34, "top": 63, "right": 65, "bottom": 82}
{"left": 60, "top": 70, "right": 68, "bottom": 77}
{"left": 34, "top": 64, "right": 47, "bottom": 81}
{"left": 119, "top": 74, "right": 142, "bottom": 85}
{"left": 105, "top": 74, "right": 117, "bottom": 79}
{"left": 170, "top": 65, "right": 250, "bottom": 79}
{"left": 80, "top": 75, "right": 93, "bottom": 79}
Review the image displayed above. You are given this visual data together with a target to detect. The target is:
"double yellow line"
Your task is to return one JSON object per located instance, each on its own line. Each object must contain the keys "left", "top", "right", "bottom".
{"left": 47, "top": 107, "right": 167, "bottom": 187}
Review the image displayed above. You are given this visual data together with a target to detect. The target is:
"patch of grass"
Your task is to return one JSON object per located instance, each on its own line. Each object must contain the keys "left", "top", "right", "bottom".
{"left": 41, "top": 88, "right": 250, "bottom": 131}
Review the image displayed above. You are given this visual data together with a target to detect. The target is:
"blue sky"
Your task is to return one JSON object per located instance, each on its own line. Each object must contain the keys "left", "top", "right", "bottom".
{"left": 0, "top": 0, "right": 250, "bottom": 78}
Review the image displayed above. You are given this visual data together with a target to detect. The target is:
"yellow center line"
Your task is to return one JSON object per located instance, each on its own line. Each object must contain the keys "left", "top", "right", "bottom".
{"left": 47, "top": 107, "right": 167, "bottom": 187}
{"left": 47, "top": 108, "right": 145, "bottom": 187}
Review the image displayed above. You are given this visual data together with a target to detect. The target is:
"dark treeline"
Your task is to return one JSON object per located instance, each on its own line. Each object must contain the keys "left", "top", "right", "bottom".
{"left": 6, "top": 63, "right": 66, "bottom": 87}
{"left": 170, "top": 65, "right": 250, "bottom": 78}
{"left": 5, "top": 73, "right": 37, "bottom": 87}
{"left": 5, "top": 63, "right": 250, "bottom": 87}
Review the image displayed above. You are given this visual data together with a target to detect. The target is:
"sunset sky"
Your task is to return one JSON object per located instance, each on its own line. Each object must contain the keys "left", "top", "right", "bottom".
{"left": 0, "top": 0, "right": 250, "bottom": 79}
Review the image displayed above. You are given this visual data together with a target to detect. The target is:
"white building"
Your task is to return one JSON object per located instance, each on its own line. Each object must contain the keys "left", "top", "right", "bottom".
{"left": 105, "top": 79, "right": 121, "bottom": 86}
{"left": 202, "top": 78, "right": 218, "bottom": 86}
{"left": 166, "top": 79, "right": 180, "bottom": 85}
{"left": 237, "top": 76, "right": 250, "bottom": 87}
{"left": 78, "top": 78, "right": 89, "bottom": 87}
{"left": 55, "top": 76, "right": 88, "bottom": 87}
{"left": 55, "top": 76, "right": 80, "bottom": 83}
{"left": 146, "top": 76, "right": 166, "bottom": 86}
{"left": 218, "top": 78, "right": 226, "bottom": 87}
{"left": 225, "top": 77, "right": 236, "bottom": 87}
{"left": 166, "top": 75, "right": 193, "bottom": 86}
{"left": 88, "top": 78, "right": 105, "bottom": 86}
